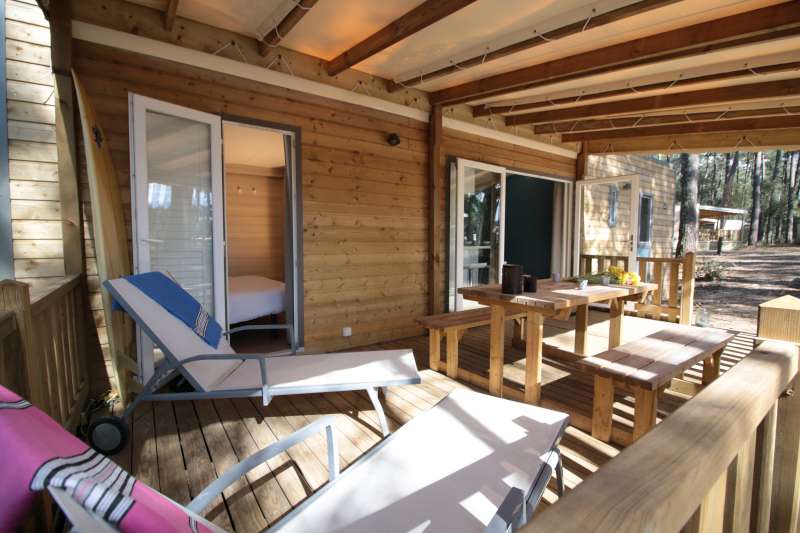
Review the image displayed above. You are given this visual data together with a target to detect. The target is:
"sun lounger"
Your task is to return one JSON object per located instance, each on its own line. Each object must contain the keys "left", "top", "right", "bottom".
{"left": 92, "top": 273, "right": 420, "bottom": 453}
{"left": 1, "top": 384, "right": 567, "bottom": 532}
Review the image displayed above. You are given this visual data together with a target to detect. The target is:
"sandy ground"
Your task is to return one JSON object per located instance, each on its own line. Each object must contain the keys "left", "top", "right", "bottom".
{"left": 694, "top": 246, "right": 800, "bottom": 333}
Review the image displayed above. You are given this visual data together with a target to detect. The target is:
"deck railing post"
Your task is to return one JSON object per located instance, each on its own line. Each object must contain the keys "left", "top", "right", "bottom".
{"left": 0, "top": 280, "right": 47, "bottom": 413}
{"left": 770, "top": 375, "right": 800, "bottom": 532}
{"left": 751, "top": 402, "right": 778, "bottom": 533}
{"left": 679, "top": 252, "right": 696, "bottom": 324}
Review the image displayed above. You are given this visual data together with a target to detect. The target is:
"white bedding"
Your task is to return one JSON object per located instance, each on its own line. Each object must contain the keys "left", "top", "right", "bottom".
{"left": 228, "top": 275, "right": 286, "bottom": 324}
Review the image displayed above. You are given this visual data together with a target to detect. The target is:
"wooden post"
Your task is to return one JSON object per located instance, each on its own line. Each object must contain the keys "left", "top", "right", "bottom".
{"left": 609, "top": 297, "right": 624, "bottom": 349}
{"left": 680, "top": 252, "right": 696, "bottom": 324}
{"left": 592, "top": 375, "right": 614, "bottom": 442}
{"left": 428, "top": 328, "right": 441, "bottom": 372}
{"left": 632, "top": 386, "right": 658, "bottom": 441}
{"left": 428, "top": 104, "right": 443, "bottom": 315}
{"left": 723, "top": 432, "right": 756, "bottom": 533}
{"left": 0, "top": 281, "right": 46, "bottom": 412}
{"left": 524, "top": 311, "right": 543, "bottom": 404}
{"left": 770, "top": 374, "right": 800, "bottom": 532}
{"left": 50, "top": 0, "right": 84, "bottom": 276}
{"left": 685, "top": 470, "right": 728, "bottom": 533}
{"left": 757, "top": 295, "right": 800, "bottom": 344}
{"left": 751, "top": 403, "right": 778, "bottom": 533}
{"left": 445, "top": 328, "right": 459, "bottom": 379}
{"left": 488, "top": 305, "right": 505, "bottom": 396}
{"left": 575, "top": 304, "right": 588, "bottom": 355}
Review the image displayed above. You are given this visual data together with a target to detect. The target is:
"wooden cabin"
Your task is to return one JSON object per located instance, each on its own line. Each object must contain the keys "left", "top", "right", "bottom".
{"left": 1, "top": 0, "right": 800, "bottom": 531}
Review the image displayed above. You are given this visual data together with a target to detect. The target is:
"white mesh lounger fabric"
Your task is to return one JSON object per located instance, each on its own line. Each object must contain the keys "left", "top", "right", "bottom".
{"left": 102, "top": 275, "right": 420, "bottom": 443}
{"left": 272, "top": 388, "right": 569, "bottom": 533}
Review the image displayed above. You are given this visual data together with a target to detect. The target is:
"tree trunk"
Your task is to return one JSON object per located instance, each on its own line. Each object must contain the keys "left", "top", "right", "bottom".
{"left": 749, "top": 152, "right": 763, "bottom": 245}
{"left": 675, "top": 153, "right": 699, "bottom": 256}
{"left": 722, "top": 151, "right": 739, "bottom": 207}
{"left": 787, "top": 152, "right": 800, "bottom": 243}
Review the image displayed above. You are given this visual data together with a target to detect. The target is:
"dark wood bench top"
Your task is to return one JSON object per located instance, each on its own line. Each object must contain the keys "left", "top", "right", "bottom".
{"left": 578, "top": 325, "right": 735, "bottom": 390}
{"left": 417, "top": 308, "right": 524, "bottom": 330}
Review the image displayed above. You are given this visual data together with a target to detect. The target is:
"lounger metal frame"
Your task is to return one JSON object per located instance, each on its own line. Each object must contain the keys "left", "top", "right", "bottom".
{"left": 105, "top": 281, "right": 415, "bottom": 437}
{"left": 52, "top": 399, "right": 565, "bottom": 533}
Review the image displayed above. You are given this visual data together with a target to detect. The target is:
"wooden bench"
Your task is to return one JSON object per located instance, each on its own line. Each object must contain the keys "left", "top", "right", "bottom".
{"left": 577, "top": 324, "right": 735, "bottom": 443}
{"left": 417, "top": 308, "right": 524, "bottom": 378}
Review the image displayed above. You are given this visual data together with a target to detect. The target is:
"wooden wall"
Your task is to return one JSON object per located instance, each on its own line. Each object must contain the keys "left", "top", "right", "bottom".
{"left": 5, "top": 0, "right": 63, "bottom": 281}
{"left": 226, "top": 164, "right": 284, "bottom": 281}
{"left": 584, "top": 154, "right": 676, "bottom": 258}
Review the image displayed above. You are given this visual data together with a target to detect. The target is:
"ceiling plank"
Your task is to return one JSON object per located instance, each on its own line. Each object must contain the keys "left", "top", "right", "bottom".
{"left": 506, "top": 78, "right": 800, "bottom": 125}
{"left": 388, "top": 0, "right": 679, "bottom": 92}
{"left": 562, "top": 115, "right": 800, "bottom": 142}
{"left": 258, "top": 0, "right": 318, "bottom": 56}
{"left": 429, "top": 2, "right": 800, "bottom": 105}
{"left": 584, "top": 128, "right": 800, "bottom": 154}
{"left": 535, "top": 106, "right": 800, "bottom": 134}
{"left": 326, "top": 0, "right": 479, "bottom": 77}
{"left": 164, "top": 0, "right": 178, "bottom": 31}
{"left": 474, "top": 61, "right": 800, "bottom": 117}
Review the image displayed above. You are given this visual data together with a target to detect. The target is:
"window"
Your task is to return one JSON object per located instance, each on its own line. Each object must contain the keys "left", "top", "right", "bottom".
{"left": 608, "top": 185, "right": 619, "bottom": 227}
{"left": 639, "top": 194, "right": 653, "bottom": 243}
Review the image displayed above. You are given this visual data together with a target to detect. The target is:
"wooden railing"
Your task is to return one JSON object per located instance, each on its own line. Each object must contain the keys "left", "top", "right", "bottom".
{"left": 579, "top": 254, "right": 629, "bottom": 275}
{"left": 579, "top": 252, "right": 696, "bottom": 324}
{"left": 636, "top": 252, "right": 696, "bottom": 324}
{"left": 525, "top": 300, "right": 800, "bottom": 533}
{"left": 0, "top": 275, "right": 90, "bottom": 431}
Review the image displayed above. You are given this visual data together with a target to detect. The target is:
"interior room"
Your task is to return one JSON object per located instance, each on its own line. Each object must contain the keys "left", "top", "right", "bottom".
{"left": 222, "top": 121, "right": 290, "bottom": 352}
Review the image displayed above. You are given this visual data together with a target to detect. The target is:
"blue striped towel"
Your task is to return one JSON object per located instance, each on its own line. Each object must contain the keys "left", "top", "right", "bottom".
{"left": 114, "top": 272, "right": 222, "bottom": 348}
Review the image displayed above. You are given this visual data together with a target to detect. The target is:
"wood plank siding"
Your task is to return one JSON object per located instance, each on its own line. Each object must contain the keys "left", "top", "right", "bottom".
{"left": 583, "top": 155, "right": 675, "bottom": 258}
{"left": 5, "top": 0, "right": 62, "bottom": 281}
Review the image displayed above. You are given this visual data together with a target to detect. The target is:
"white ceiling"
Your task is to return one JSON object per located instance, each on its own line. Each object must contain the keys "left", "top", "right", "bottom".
{"left": 130, "top": 0, "right": 794, "bottom": 106}
{"left": 223, "top": 123, "right": 286, "bottom": 169}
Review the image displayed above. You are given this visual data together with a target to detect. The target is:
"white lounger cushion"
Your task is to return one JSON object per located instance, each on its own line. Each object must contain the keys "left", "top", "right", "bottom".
{"left": 273, "top": 388, "right": 569, "bottom": 533}
{"left": 214, "top": 349, "right": 419, "bottom": 393}
{"left": 106, "top": 278, "right": 238, "bottom": 392}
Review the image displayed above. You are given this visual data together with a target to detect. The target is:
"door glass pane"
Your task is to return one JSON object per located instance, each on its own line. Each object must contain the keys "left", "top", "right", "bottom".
{"left": 462, "top": 167, "right": 502, "bottom": 288}
{"left": 580, "top": 180, "right": 633, "bottom": 274}
{"left": 639, "top": 196, "right": 653, "bottom": 243}
{"left": 145, "top": 111, "right": 216, "bottom": 313}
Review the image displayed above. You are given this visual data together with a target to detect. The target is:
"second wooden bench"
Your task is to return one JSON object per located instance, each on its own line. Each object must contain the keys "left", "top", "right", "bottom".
{"left": 578, "top": 324, "right": 735, "bottom": 443}
{"left": 417, "top": 308, "right": 524, "bottom": 378}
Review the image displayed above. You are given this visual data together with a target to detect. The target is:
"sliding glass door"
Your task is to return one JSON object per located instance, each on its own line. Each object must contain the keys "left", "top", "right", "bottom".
{"left": 453, "top": 159, "right": 506, "bottom": 311}
{"left": 129, "top": 94, "right": 225, "bottom": 382}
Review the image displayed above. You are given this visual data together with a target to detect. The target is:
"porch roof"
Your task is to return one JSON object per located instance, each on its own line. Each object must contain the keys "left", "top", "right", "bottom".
{"left": 58, "top": 0, "right": 800, "bottom": 155}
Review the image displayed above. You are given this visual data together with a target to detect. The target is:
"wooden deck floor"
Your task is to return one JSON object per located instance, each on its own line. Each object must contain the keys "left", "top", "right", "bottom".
{"left": 111, "top": 314, "right": 752, "bottom": 531}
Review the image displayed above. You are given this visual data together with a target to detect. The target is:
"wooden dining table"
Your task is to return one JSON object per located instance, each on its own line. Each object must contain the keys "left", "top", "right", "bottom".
{"left": 458, "top": 280, "right": 657, "bottom": 404}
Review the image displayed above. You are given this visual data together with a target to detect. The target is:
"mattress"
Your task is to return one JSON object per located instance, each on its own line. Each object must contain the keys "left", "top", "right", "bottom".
{"left": 228, "top": 275, "right": 286, "bottom": 324}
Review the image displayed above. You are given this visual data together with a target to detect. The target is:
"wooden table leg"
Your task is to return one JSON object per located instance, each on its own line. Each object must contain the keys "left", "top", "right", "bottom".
{"left": 428, "top": 329, "right": 441, "bottom": 372}
{"left": 489, "top": 304, "right": 506, "bottom": 396}
{"left": 633, "top": 386, "right": 658, "bottom": 441}
{"left": 524, "top": 311, "right": 543, "bottom": 404}
{"left": 702, "top": 347, "right": 723, "bottom": 385}
{"left": 575, "top": 304, "right": 588, "bottom": 356}
{"left": 609, "top": 297, "right": 624, "bottom": 349}
{"left": 592, "top": 375, "right": 615, "bottom": 442}
{"left": 445, "top": 328, "right": 459, "bottom": 379}
{"left": 513, "top": 317, "right": 525, "bottom": 342}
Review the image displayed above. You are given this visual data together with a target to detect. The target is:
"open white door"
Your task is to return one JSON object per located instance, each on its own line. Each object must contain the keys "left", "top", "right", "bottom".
{"left": 453, "top": 158, "right": 506, "bottom": 311}
{"left": 129, "top": 94, "right": 225, "bottom": 382}
{"left": 573, "top": 175, "right": 641, "bottom": 276}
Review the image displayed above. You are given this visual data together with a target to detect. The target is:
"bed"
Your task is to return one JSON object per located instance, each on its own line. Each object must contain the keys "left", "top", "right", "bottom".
{"left": 228, "top": 275, "right": 286, "bottom": 324}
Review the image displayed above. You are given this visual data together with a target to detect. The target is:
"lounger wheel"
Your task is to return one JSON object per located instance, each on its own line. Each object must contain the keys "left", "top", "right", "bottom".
{"left": 88, "top": 416, "right": 128, "bottom": 455}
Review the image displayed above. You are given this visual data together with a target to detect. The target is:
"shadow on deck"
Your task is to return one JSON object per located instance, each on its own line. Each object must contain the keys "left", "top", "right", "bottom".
{"left": 110, "top": 312, "right": 750, "bottom": 531}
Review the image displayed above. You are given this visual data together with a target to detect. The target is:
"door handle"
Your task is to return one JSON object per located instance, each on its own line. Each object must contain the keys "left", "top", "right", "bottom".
{"left": 140, "top": 238, "right": 165, "bottom": 244}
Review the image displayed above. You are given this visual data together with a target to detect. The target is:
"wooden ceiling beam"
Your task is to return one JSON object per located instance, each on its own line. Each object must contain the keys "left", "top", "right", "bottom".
{"left": 534, "top": 106, "right": 800, "bottom": 134}
{"left": 387, "top": 0, "right": 679, "bottom": 92}
{"left": 562, "top": 115, "right": 800, "bottom": 142}
{"left": 584, "top": 128, "right": 800, "bottom": 154}
{"left": 164, "top": 0, "right": 179, "bottom": 31}
{"left": 506, "top": 78, "right": 800, "bottom": 126}
{"left": 429, "top": 2, "right": 800, "bottom": 106}
{"left": 326, "top": 0, "right": 479, "bottom": 77}
{"left": 258, "top": 0, "right": 318, "bottom": 56}
{"left": 474, "top": 61, "right": 800, "bottom": 117}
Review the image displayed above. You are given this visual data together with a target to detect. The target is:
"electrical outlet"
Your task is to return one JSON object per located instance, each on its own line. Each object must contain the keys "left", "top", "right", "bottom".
{"left": 342, "top": 326, "right": 352, "bottom": 337}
